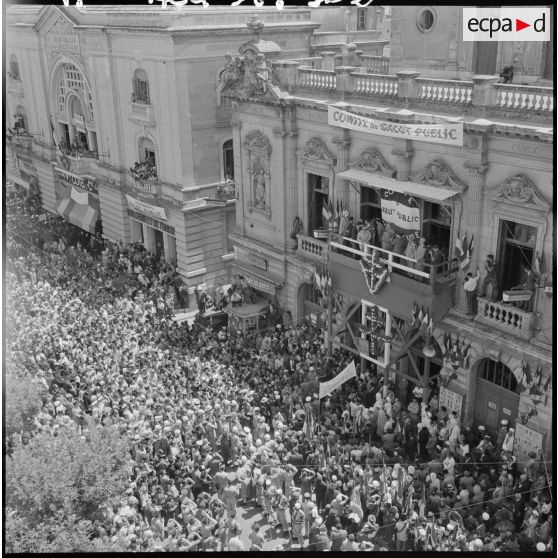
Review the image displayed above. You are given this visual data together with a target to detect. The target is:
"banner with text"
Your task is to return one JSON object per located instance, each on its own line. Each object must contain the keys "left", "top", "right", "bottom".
{"left": 319, "top": 360, "right": 357, "bottom": 399}
{"left": 126, "top": 194, "right": 167, "bottom": 221}
{"left": 380, "top": 190, "right": 420, "bottom": 231}
{"left": 328, "top": 106, "right": 463, "bottom": 146}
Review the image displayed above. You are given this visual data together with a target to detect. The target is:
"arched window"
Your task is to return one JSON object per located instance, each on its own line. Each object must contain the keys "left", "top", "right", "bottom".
{"left": 223, "top": 139, "right": 234, "bottom": 180}
{"left": 14, "top": 105, "right": 28, "bottom": 131}
{"left": 132, "top": 69, "right": 150, "bottom": 104}
{"left": 479, "top": 359, "right": 518, "bottom": 393}
{"left": 9, "top": 55, "right": 20, "bottom": 80}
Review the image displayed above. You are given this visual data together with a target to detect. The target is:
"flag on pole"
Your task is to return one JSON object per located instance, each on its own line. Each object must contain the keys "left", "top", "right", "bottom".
{"left": 455, "top": 235, "right": 463, "bottom": 258}
{"left": 302, "top": 408, "right": 314, "bottom": 438}
{"left": 322, "top": 199, "right": 333, "bottom": 223}
{"left": 467, "top": 233, "right": 474, "bottom": 259}
{"left": 318, "top": 360, "right": 357, "bottom": 399}
{"left": 349, "top": 486, "right": 364, "bottom": 521}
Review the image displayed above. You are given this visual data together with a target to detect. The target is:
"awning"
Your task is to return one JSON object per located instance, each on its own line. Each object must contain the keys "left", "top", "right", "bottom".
{"left": 54, "top": 196, "right": 99, "bottom": 234}
{"left": 337, "top": 168, "right": 458, "bottom": 203}
{"left": 9, "top": 174, "right": 30, "bottom": 190}
{"left": 234, "top": 261, "right": 283, "bottom": 296}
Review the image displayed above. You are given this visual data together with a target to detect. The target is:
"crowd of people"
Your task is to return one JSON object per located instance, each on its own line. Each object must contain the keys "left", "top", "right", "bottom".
{"left": 5, "top": 187, "right": 553, "bottom": 552}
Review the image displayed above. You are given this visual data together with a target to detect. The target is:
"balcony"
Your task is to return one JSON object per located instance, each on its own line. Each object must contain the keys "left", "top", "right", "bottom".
{"left": 129, "top": 99, "right": 155, "bottom": 126}
{"left": 272, "top": 63, "right": 554, "bottom": 123}
{"left": 476, "top": 297, "right": 535, "bottom": 341}
{"left": 328, "top": 237, "right": 457, "bottom": 322}
{"left": 8, "top": 129, "right": 33, "bottom": 150}
{"left": 297, "top": 234, "right": 328, "bottom": 263}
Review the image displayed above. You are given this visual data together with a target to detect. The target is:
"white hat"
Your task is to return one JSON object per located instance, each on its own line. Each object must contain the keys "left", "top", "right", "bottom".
{"left": 536, "top": 543, "right": 546, "bottom": 551}
{"left": 474, "top": 539, "right": 483, "bottom": 548}
{"left": 305, "top": 396, "right": 311, "bottom": 402}
{"left": 295, "top": 503, "right": 301, "bottom": 509}
{"left": 482, "top": 512, "right": 490, "bottom": 521}
{"left": 501, "top": 420, "right": 509, "bottom": 426}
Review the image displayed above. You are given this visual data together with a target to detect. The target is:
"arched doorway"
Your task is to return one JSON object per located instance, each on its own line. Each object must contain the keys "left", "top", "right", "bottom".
{"left": 473, "top": 358, "right": 520, "bottom": 436}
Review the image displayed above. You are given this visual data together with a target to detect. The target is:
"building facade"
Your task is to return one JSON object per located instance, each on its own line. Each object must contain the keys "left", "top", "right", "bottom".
{"left": 5, "top": 4, "right": 319, "bottom": 303}
{"left": 220, "top": 25, "right": 553, "bottom": 461}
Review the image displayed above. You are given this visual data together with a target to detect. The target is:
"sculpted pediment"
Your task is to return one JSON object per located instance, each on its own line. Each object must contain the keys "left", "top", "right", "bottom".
{"left": 410, "top": 159, "right": 467, "bottom": 193}
{"left": 350, "top": 147, "right": 395, "bottom": 178}
{"left": 486, "top": 174, "right": 550, "bottom": 213}
{"left": 298, "top": 137, "right": 336, "bottom": 165}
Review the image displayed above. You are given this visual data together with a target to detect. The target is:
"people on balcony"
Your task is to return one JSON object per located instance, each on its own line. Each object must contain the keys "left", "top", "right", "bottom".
{"left": 59, "top": 139, "right": 96, "bottom": 158}
{"left": 512, "top": 266, "right": 538, "bottom": 311}
{"left": 130, "top": 160, "right": 158, "bottom": 181}
{"left": 463, "top": 269, "right": 481, "bottom": 316}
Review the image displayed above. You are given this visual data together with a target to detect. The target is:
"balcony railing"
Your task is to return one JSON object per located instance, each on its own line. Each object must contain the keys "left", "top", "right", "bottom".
{"left": 360, "top": 55, "right": 390, "bottom": 75}
{"left": 352, "top": 72, "right": 399, "bottom": 99}
{"left": 476, "top": 297, "right": 535, "bottom": 340}
{"left": 297, "top": 234, "right": 328, "bottom": 261}
{"left": 493, "top": 83, "right": 554, "bottom": 114}
{"left": 296, "top": 67, "right": 336, "bottom": 91}
{"left": 416, "top": 78, "right": 473, "bottom": 106}
{"left": 273, "top": 63, "right": 554, "bottom": 122}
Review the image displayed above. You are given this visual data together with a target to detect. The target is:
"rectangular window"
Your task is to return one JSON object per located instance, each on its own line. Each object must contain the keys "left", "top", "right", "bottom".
{"left": 304, "top": 283, "right": 321, "bottom": 305}
{"left": 357, "top": 8, "right": 367, "bottom": 30}
{"left": 308, "top": 173, "right": 329, "bottom": 234}
{"left": 498, "top": 220, "right": 537, "bottom": 292}
{"left": 422, "top": 201, "right": 451, "bottom": 253}
{"left": 223, "top": 142, "right": 234, "bottom": 180}
{"left": 10, "top": 61, "right": 19, "bottom": 79}
{"left": 360, "top": 185, "right": 382, "bottom": 221}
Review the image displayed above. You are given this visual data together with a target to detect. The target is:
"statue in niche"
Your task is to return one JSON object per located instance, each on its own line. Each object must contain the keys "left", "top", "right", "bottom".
{"left": 254, "top": 169, "right": 267, "bottom": 208}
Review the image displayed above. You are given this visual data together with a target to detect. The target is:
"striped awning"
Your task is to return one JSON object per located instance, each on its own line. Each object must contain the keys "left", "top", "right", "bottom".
{"left": 54, "top": 195, "right": 99, "bottom": 234}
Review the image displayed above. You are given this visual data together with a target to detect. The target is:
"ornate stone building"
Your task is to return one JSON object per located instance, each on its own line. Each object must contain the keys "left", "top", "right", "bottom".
{"left": 5, "top": 4, "right": 318, "bottom": 304}
{"left": 218, "top": 14, "right": 553, "bottom": 462}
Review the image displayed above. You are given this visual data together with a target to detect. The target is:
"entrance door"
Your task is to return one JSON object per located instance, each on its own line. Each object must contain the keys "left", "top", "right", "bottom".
{"left": 61, "top": 124, "right": 71, "bottom": 146}
{"left": 154, "top": 229, "right": 165, "bottom": 261}
{"left": 475, "top": 42, "right": 498, "bottom": 75}
{"left": 474, "top": 358, "right": 520, "bottom": 436}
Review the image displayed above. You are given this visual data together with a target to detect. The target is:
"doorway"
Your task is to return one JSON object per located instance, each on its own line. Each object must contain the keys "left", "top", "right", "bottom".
{"left": 498, "top": 220, "right": 536, "bottom": 292}
{"left": 475, "top": 41, "right": 498, "bottom": 75}
{"left": 308, "top": 173, "right": 329, "bottom": 234}
{"left": 154, "top": 229, "right": 165, "bottom": 261}
{"left": 474, "top": 358, "right": 519, "bottom": 436}
{"left": 61, "top": 124, "right": 71, "bottom": 146}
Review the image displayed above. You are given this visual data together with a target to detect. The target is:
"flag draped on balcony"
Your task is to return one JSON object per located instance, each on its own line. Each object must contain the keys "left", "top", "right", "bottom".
{"left": 360, "top": 250, "right": 390, "bottom": 295}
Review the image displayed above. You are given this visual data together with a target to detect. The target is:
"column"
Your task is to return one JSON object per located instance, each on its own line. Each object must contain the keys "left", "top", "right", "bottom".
{"left": 332, "top": 130, "right": 351, "bottom": 209}
{"left": 455, "top": 161, "right": 488, "bottom": 314}
{"left": 391, "top": 145, "right": 413, "bottom": 181}
{"left": 231, "top": 120, "right": 245, "bottom": 236}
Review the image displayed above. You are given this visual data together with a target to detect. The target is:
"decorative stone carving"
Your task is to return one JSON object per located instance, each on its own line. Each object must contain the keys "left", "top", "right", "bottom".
{"left": 299, "top": 137, "right": 336, "bottom": 165}
{"left": 253, "top": 160, "right": 267, "bottom": 209}
{"left": 242, "top": 130, "right": 271, "bottom": 155}
{"left": 410, "top": 159, "right": 467, "bottom": 193}
{"left": 350, "top": 147, "right": 395, "bottom": 177}
{"left": 487, "top": 174, "right": 550, "bottom": 213}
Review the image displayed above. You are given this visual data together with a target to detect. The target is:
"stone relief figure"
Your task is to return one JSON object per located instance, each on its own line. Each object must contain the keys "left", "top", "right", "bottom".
{"left": 488, "top": 174, "right": 550, "bottom": 213}
{"left": 254, "top": 168, "right": 266, "bottom": 208}
{"left": 351, "top": 147, "right": 395, "bottom": 177}
{"left": 410, "top": 158, "right": 467, "bottom": 192}
{"left": 254, "top": 53, "right": 272, "bottom": 94}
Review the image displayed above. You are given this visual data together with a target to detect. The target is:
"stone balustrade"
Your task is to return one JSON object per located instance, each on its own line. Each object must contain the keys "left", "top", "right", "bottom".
{"left": 352, "top": 72, "right": 399, "bottom": 98}
{"left": 493, "top": 83, "right": 554, "bottom": 114}
{"left": 273, "top": 62, "right": 553, "bottom": 121}
{"left": 296, "top": 67, "right": 336, "bottom": 91}
{"left": 130, "top": 101, "right": 155, "bottom": 125}
{"left": 360, "top": 55, "right": 390, "bottom": 75}
{"left": 476, "top": 297, "right": 535, "bottom": 340}
{"left": 416, "top": 78, "right": 473, "bottom": 106}
{"left": 297, "top": 234, "right": 328, "bottom": 261}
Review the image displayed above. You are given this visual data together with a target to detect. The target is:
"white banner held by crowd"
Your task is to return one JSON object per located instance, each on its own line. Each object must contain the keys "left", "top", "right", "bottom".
{"left": 328, "top": 105, "right": 464, "bottom": 146}
{"left": 319, "top": 360, "right": 357, "bottom": 399}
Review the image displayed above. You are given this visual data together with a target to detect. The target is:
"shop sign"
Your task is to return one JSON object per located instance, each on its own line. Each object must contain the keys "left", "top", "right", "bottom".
{"left": 438, "top": 387, "right": 464, "bottom": 419}
{"left": 73, "top": 113, "right": 85, "bottom": 126}
{"left": 49, "top": 34, "right": 80, "bottom": 54}
{"left": 55, "top": 167, "right": 98, "bottom": 195}
{"left": 242, "top": 273, "right": 276, "bottom": 295}
{"left": 328, "top": 105, "right": 464, "bottom": 146}
{"left": 126, "top": 194, "right": 167, "bottom": 221}
{"left": 514, "top": 423, "right": 544, "bottom": 472}
{"left": 16, "top": 154, "right": 36, "bottom": 176}
{"left": 248, "top": 252, "right": 268, "bottom": 271}
{"left": 127, "top": 210, "right": 175, "bottom": 236}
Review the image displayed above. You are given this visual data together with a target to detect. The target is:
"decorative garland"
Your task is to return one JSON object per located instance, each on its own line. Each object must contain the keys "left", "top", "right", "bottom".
{"left": 359, "top": 305, "right": 389, "bottom": 357}
{"left": 360, "top": 250, "right": 390, "bottom": 295}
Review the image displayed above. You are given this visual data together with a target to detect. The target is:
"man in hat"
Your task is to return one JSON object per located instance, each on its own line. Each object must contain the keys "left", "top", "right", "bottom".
{"left": 291, "top": 502, "right": 305, "bottom": 548}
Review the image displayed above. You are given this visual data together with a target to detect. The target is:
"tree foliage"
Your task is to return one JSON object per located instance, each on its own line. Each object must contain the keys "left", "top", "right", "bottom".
{"left": 6, "top": 419, "right": 132, "bottom": 529}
